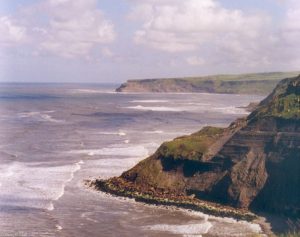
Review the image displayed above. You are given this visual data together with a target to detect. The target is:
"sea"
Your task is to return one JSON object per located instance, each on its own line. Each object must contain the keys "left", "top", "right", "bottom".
{"left": 0, "top": 83, "right": 266, "bottom": 237}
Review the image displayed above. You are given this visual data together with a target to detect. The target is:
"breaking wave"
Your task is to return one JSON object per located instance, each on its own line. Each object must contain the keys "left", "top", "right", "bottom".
{"left": 145, "top": 221, "right": 212, "bottom": 236}
{"left": 18, "top": 111, "right": 65, "bottom": 123}
{"left": 125, "top": 105, "right": 184, "bottom": 112}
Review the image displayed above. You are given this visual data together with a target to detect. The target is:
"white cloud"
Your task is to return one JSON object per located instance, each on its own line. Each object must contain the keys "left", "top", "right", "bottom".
{"left": 0, "top": 16, "right": 27, "bottom": 45}
{"left": 101, "top": 47, "right": 114, "bottom": 58}
{"left": 283, "top": 0, "right": 300, "bottom": 44}
{"left": 131, "top": 0, "right": 270, "bottom": 54}
{"left": 37, "top": 0, "right": 115, "bottom": 58}
{"left": 1, "top": 0, "right": 299, "bottom": 78}
{"left": 186, "top": 56, "right": 205, "bottom": 66}
{"left": 0, "top": 0, "right": 115, "bottom": 59}
{"left": 266, "top": 0, "right": 300, "bottom": 70}
{"left": 129, "top": 0, "right": 300, "bottom": 72}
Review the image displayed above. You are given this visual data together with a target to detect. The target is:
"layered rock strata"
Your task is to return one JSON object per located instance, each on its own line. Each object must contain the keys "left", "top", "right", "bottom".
{"left": 94, "top": 75, "right": 300, "bottom": 218}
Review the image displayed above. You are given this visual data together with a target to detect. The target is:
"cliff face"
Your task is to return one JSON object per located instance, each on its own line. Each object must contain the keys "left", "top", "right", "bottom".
{"left": 99, "top": 76, "right": 300, "bottom": 217}
{"left": 116, "top": 72, "right": 300, "bottom": 95}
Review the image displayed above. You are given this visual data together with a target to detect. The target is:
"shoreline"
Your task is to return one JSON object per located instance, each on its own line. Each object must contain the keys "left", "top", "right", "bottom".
{"left": 85, "top": 178, "right": 275, "bottom": 236}
{"left": 86, "top": 178, "right": 257, "bottom": 221}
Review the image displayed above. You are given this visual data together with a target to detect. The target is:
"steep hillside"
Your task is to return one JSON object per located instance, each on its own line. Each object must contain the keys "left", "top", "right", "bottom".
{"left": 94, "top": 75, "right": 300, "bottom": 220}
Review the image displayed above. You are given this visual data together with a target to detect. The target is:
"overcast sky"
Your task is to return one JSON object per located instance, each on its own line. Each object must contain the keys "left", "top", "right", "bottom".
{"left": 0, "top": 0, "right": 299, "bottom": 83}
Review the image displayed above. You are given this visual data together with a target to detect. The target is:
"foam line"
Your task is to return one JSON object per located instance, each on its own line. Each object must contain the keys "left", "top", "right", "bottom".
{"left": 146, "top": 221, "right": 213, "bottom": 235}
{"left": 130, "top": 100, "right": 169, "bottom": 103}
{"left": 0, "top": 160, "right": 84, "bottom": 211}
{"left": 125, "top": 105, "right": 184, "bottom": 112}
{"left": 68, "top": 145, "right": 149, "bottom": 157}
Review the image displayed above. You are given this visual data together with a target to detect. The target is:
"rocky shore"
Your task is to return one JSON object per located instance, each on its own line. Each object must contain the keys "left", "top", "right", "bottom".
{"left": 87, "top": 178, "right": 257, "bottom": 221}
{"left": 92, "top": 75, "right": 300, "bottom": 235}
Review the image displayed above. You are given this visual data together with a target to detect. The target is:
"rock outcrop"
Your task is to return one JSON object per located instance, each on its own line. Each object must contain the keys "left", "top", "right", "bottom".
{"left": 96, "top": 75, "right": 300, "bottom": 217}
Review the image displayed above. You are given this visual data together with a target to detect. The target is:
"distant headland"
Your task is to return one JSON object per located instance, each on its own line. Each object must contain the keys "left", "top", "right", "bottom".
{"left": 116, "top": 71, "right": 300, "bottom": 95}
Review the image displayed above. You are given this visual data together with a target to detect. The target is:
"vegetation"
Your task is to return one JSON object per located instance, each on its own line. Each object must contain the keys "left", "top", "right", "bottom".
{"left": 158, "top": 127, "right": 225, "bottom": 160}
{"left": 117, "top": 71, "right": 300, "bottom": 95}
{"left": 269, "top": 94, "right": 300, "bottom": 118}
{"left": 253, "top": 76, "right": 300, "bottom": 119}
{"left": 95, "top": 75, "right": 300, "bottom": 236}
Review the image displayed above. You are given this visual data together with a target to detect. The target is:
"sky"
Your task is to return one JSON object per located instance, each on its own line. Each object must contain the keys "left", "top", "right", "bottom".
{"left": 0, "top": 0, "right": 299, "bottom": 83}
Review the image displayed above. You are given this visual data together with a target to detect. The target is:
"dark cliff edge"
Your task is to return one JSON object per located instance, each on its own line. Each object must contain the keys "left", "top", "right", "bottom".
{"left": 116, "top": 71, "right": 300, "bottom": 95}
{"left": 91, "top": 75, "right": 300, "bottom": 226}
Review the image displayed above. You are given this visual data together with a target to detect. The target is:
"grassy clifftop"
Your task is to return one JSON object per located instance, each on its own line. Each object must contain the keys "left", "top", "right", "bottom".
{"left": 251, "top": 76, "right": 300, "bottom": 119}
{"left": 116, "top": 71, "right": 300, "bottom": 95}
{"left": 158, "top": 127, "right": 226, "bottom": 161}
{"left": 95, "top": 75, "right": 300, "bottom": 222}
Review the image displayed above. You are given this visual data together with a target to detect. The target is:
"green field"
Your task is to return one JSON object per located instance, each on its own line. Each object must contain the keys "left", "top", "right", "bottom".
{"left": 116, "top": 71, "right": 300, "bottom": 95}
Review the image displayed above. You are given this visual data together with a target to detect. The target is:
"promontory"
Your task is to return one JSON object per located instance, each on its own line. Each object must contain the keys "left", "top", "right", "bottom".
{"left": 91, "top": 75, "right": 300, "bottom": 229}
{"left": 116, "top": 71, "right": 299, "bottom": 95}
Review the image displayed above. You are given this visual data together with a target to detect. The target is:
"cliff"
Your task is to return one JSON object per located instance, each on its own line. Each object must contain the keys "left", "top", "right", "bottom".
{"left": 116, "top": 71, "right": 300, "bottom": 95}
{"left": 94, "top": 75, "right": 300, "bottom": 219}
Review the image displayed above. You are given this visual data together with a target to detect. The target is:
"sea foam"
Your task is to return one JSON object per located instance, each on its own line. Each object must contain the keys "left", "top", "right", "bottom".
{"left": 0, "top": 160, "right": 83, "bottom": 211}
{"left": 212, "top": 106, "right": 249, "bottom": 115}
{"left": 130, "top": 100, "right": 169, "bottom": 103}
{"left": 18, "top": 111, "right": 65, "bottom": 123}
{"left": 146, "top": 221, "right": 212, "bottom": 236}
{"left": 125, "top": 105, "right": 184, "bottom": 112}
{"left": 68, "top": 144, "right": 150, "bottom": 157}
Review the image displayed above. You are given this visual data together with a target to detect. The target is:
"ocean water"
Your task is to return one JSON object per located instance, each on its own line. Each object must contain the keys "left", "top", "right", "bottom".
{"left": 0, "top": 83, "right": 265, "bottom": 237}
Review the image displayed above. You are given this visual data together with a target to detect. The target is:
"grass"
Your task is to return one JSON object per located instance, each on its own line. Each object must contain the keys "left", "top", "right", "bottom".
{"left": 254, "top": 76, "right": 300, "bottom": 119}
{"left": 121, "top": 71, "right": 300, "bottom": 94}
{"left": 133, "top": 71, "right": 300, "bottom": 82}
{"left": 158, "top": 126, "right": 225, "bottom": 160}
{"left": 269, "top": 94, "right": 300, "bottom": 118}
